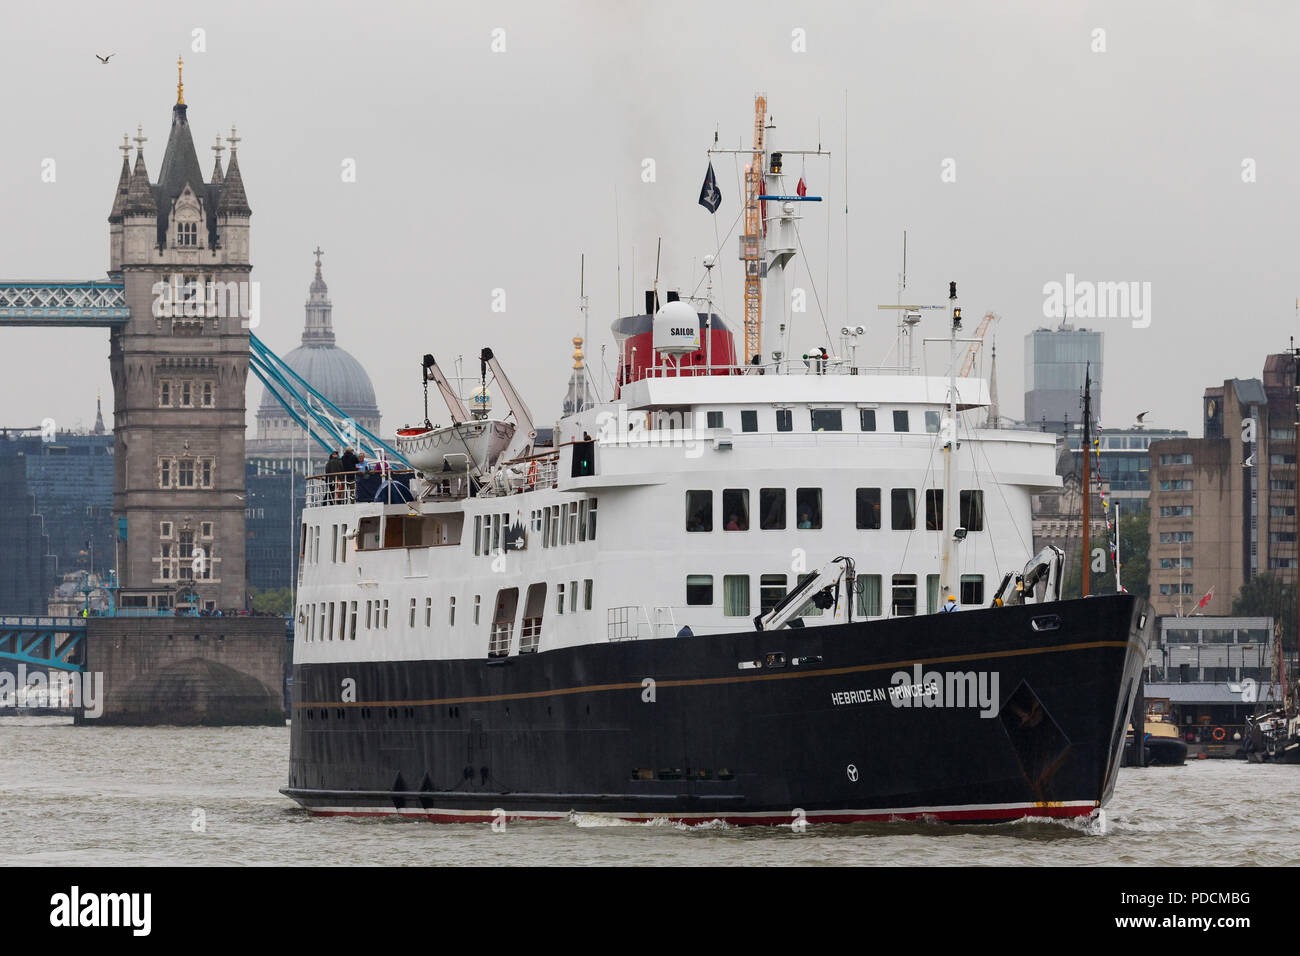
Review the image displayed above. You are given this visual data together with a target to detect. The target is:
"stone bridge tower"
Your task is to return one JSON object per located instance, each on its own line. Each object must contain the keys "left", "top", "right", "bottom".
{"left": 107, "top": 58, "right": 252, "bottom": 611}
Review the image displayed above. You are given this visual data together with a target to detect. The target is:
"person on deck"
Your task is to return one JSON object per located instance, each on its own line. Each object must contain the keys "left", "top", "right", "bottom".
{"left": 941, "top": 595, "right": 959, "bottom": 613}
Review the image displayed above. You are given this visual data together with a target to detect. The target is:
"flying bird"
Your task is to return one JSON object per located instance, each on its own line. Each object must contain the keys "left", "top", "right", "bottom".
{"left": 1135, "top": 411, "right": 1150, "bottom": 423}
{"left": 95, "top": 53, "right": 115, "bottom": 64}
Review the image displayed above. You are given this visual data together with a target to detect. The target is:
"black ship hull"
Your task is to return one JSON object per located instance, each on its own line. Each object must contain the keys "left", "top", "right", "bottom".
{"left": 282, "top": 594, "right": 1151, "bottom": 825}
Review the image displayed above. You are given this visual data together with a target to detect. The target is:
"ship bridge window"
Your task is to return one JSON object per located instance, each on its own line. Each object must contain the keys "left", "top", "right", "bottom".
{"left": 796, "top": 488, "right": 822, "bottom": 529}
{"left": 810, "top": 408, "right": 842, "bottom": 432}
{"left": 855, "top": 575, "right": 882, "bottom": 617}
{"left": 760, "top": 574, "right": 787, "bottom": 614}
{"left": 723, "top": 575, "right": 750, "bottom": 616}
{"left": 961, "top": 574, "right": 984, "bottom": 605}
{"left": 891, "top": 489, "right": 916, "bottom": 530}
{"left": 686, "top": 574, "right": 714, "bottom": 606}
{"left": 760, "top": 488, "right": 786, "bottom": 529}
{"left": 925, "top": 490, "right": 943, "bottom": 531}
{"left": 891, "top": 575, "right": 917, "bottom": 616}
{"left": 706, "top": 411, "right": 724, "bottom": 429}
{"left": 856, "top": 488, "right": 881, "bottom": 529}
{"left": 893, "top": 410, "right": 910, "bottom": 432}
{"left": 960, "top": 490, "right": 985, "bottom": 531}
{"left": 925, "top": 410, "right": 941, "bottom": 433}
{"left": 776, "top": 409, "right": 793, "bottom": 432}
{"left": 741, "top": 410, "right": 758, "bottom": 432}
{"left": 860, "top": 409, "right": 877, "bottom": 432}
{"left": 723, "top": 489, "right": 750, "bottom": 531}
{"left": 686, "top": 490, "right": 713, "bottom": 532}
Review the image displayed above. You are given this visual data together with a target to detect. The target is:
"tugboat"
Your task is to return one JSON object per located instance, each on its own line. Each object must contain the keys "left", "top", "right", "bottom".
{"left": 1126, "top": 698, "right": 1188, "bottom": 766}
{"left": 281, "top": 98, "right": 1152, "bottom": 826}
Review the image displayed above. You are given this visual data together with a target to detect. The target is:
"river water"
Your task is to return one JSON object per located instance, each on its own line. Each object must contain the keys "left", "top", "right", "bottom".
{"left": 2, "top": 718, "right": 1296, "bottom": 866}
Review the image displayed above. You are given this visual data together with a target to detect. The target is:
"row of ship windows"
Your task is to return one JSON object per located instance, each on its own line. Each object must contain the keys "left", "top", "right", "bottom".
{"left": 685, "top": 572, "right": 987, "bottom": 617}
{"left": 299, "top": 579, "right": 596, "bottom": 642}
{"left": 685, "top": 488, "right": 985, "bottom": 532}
{"left": 703, "top": 407, "right": 941, "bottom": 435}
{"left": 472, "top": 499, "right": 598, "bottom": 555}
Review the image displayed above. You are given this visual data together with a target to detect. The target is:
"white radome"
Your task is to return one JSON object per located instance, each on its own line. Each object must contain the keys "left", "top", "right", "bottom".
{"left": 653, "top": 300, "right": 700, "bottom": 356}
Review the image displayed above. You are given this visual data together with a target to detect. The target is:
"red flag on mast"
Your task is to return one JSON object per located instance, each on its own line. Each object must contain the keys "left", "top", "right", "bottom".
{"left": 796, "top": 176, "right": 807, "bottom": 197}
{"left": 1195, "top": 586, "right": 1215, "bottom": 611}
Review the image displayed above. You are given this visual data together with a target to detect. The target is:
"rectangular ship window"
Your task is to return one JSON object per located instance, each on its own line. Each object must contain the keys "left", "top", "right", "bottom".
{"left": 891, "top": 489, "right": 916, "bottom": 530}
{"left": 891, "top": 574, "right": 917, "bottom": 616}
{"left": 856, "top": 575, "right": 882, "bottom": 617}
{"left": 860, "top": 408, "right": 876, "bottom": 432}
{"left": 722, "top": 489, "right": 749, "bottom": 530}
{"left": 961, "top": 574, "right": 984, "bottom": 605}
{"left": 925, "top": 490, "right": 943, "bottom": 531}
{"left": 760, "top": 574, "right": 787, "bottom": 614}
{"left": 810, "top": 408, "right": 842, "bottom": 431}
{"left": 741, "top": 410, "right": 758, "bottom": 432}
{"left": 776, "top": 409, "right": 793, "bottom": 432}
{"left": 856, "top": 488, "right": 881, "bottom": 530}
{"left": 760, "top": 488, "right": 786, "bottom": 529}
{"left": 960, "top": 490, "right": 984, "bottom": 531}
{"left": 722, "top": 575, "right": 750, "bottom": 616}
{"left": 893, "top": 410, "right": 910, "bottom": 432}
{"left": 686, "top": 490, "right": 712, "bottom": 532}
{"left": 686, "top": 574, "right": 713, "bottom": 606}
{"left": 795, "top": 488, "right": 822, "bottom": 529}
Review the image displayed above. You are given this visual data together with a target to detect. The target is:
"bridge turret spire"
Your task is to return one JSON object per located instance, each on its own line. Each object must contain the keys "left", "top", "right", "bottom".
{"left": 108, "top": 135, "right": 132, "bottom": 223}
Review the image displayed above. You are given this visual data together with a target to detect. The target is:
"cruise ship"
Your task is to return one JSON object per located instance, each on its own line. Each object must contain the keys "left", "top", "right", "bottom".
{"left": 281, "top": 109, "right": 1151, "bottom": 826}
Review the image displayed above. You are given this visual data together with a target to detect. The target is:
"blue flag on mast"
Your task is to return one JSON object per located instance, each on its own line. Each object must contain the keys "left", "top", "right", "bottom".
{"left": 698, "top": 161, "right": 722, "bottom": 213}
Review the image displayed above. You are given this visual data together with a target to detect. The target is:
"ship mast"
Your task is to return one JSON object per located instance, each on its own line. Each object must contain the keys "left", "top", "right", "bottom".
{"left": 940, "top": 281, "right": 961, "bottom": 605}
{"left": 1081, "top": 362, "right": 1093, "bottom": 597}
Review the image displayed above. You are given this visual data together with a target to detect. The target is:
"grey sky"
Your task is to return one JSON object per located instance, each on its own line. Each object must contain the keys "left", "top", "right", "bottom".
{"left": 0, "top": 0, "right": 1295, "bottom": 437}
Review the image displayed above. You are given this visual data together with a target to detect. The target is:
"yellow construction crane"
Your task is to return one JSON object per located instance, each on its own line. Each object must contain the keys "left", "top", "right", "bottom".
{"left": 958, "top": 311, "right": 998, "bottom": 376}
{"left": 741, "top": 94, "right": 766, "bottom": 365}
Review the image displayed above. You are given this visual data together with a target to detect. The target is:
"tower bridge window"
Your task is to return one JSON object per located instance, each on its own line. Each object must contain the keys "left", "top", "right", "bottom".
{"left": 723, "top": 575, "right": 750, "bottom": 616}
{"left": 760, "top": 488, "right": 786, "bottom": 530}
{"left": 796, "top": 488, "right": 822, "bottom": 529}
{"left": 959, "top": 490, "right": 985, "bottom": 531}
{"left": 178, "top": 459, "right": 195, "bottom": 488}
{"left": 723, "top": 489, "right": 750, "bottom": 531}
{"left": 181, "top": 381, "right": 193, "bottom": 407}
{"left": 775, "top": 409, "right": 793, "bottom": 432}
{"left": 859, "top": 409, "right": 877, "bottom": 432}
{"left": 741, "top": 410, "right": 758, "bottom": 432}
{"left": 177, "top": 221, "right": 199, "bottom": 247}
{"left": 159, "top": 381, "right": 172, "bottom": 406}
{"left": 925, "top": 411, "right": 941, "bottom": 433}
{"left": 810, "top": 408, "right": 842, "bottom": 432}
{"left": 686, "top": 490, "right": 713, "bottom": 532}
{"left": 199, "top": 458, "right": 213, "bottom": 488}
{"left": 760, "top": 574, "right": 787, "bottom": 614}
{"left": 706, "top": 411, "right": 724, "bottom": 429}
{"left": 891, "top": 489, "right": 916, "bottom": 530}
{"left": 856, "top": 488, "right": 882, "bottom": 530}
{"left": 960, "top": 574, "right": 984, "bottom": 605}
{"left": 159, "top": 459, "right": 171, "bottom": 487}
{"left": 202, "top": 381, "right": 214, "bottom": 407}
{"left": 925, "top": 490, "right": 944, "bottom": 531}
{"left": 686, "top": 574, "right": 714, "bottom": 606}
{"left": 891, "top": 574, "right": 918, "bottom": 616}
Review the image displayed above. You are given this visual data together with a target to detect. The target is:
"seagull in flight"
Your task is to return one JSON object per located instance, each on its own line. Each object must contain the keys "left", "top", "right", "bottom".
{"left": 95, "top": 53, "right": 115, "bottom": 64}
{"left": 1135, "top": 411, "right": 1150, "bottom": 423}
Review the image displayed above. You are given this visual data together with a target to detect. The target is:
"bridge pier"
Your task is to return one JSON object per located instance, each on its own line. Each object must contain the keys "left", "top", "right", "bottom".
{"left": 77, "top": 616, "right": 284, "bottom": 726}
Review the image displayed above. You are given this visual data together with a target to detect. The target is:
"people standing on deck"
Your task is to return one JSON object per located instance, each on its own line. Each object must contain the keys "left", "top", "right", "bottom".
{"left": 324, "top": 451, "right": 343, "bottom": 503}
{"left": 941, "top": 595, "right": 959, "bottom": 613}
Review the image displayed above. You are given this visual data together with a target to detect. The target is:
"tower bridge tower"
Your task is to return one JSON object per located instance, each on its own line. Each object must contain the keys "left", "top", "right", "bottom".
{"left": 107, "top": 58, "right": 253, "bottom": 611}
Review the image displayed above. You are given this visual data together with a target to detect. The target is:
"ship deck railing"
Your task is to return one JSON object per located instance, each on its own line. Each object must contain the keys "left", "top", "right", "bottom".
{"left": 305, "top": 469, "right": 419, "bottom": 507}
